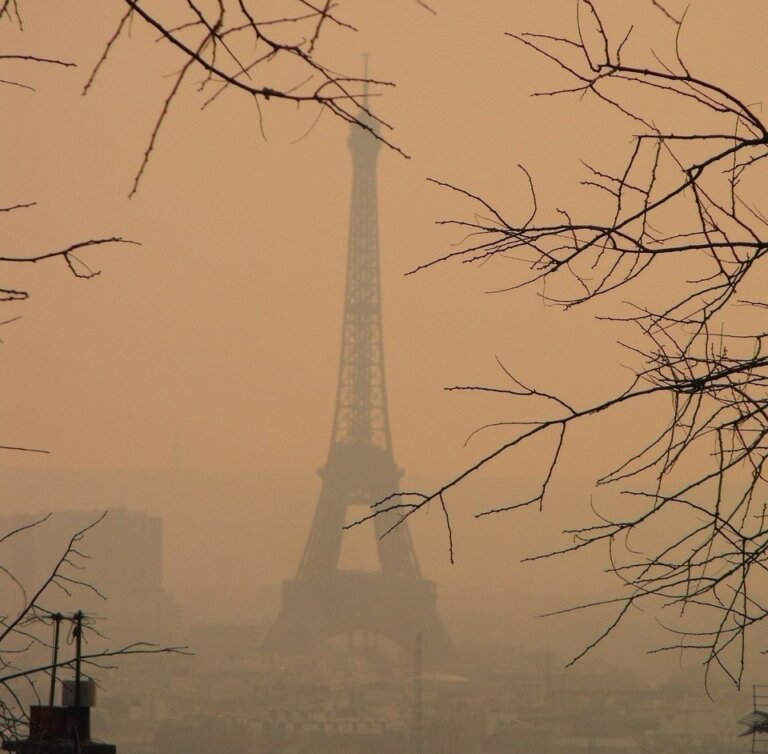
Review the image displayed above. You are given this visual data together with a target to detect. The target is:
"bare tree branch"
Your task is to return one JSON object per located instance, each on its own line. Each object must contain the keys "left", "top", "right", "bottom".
{"left": 360, "top": 0, "right": 768, "bottom": 687}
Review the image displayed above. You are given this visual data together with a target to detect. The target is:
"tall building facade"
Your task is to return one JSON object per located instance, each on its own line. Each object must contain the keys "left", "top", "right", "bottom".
{"left": 0, "top": 508, "right": 181, "bottom": 645}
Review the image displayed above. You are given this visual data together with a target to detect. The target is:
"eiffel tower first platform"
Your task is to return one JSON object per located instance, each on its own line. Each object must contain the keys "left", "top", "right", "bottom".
{"left": 265, "top": 99, "right": 452, "bottom": 664}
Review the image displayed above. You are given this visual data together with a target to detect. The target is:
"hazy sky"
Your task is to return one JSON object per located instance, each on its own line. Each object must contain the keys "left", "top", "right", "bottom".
{"left": 2, "top": 1, "right": 764, "bottom": 478}
{"left": 3, "top": 1, "right": 768, "bottom": 681}
{"left": 0, "top": 1, "right": 685, "bottom": 475}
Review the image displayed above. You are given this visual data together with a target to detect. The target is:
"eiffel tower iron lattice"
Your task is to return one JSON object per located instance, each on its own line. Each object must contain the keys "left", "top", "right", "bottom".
{"left": 265, "top": 102, "right": 452, "bottom": 663}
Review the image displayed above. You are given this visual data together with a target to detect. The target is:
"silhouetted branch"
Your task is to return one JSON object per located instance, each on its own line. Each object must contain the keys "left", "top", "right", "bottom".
{"left": 80, "top": 1, "right": 406, "bottom": 194}
{"left": 364, "top": 0, "right": 768, "bottom": 686}
{"left": 0, "top": 515, "right": 186, "bottom": 741}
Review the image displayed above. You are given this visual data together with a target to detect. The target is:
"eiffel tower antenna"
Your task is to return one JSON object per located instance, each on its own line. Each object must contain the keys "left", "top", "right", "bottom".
{"left": 265, "top": 74, "right": 452, "bottom": 663}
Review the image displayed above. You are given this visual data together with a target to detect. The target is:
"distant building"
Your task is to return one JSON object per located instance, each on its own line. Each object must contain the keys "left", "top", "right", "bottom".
{"left": 0, "top": 508, "right": 181, "bottom": 645}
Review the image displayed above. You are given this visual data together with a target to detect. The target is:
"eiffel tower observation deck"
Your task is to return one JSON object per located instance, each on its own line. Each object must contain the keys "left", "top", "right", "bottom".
{"left": 265, "top": 88, "right": 452, "bottom": 664}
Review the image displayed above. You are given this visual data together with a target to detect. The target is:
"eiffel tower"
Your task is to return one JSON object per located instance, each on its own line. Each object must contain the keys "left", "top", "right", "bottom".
{"left": 265, "top": 94, "right": 452, "bottom": 664}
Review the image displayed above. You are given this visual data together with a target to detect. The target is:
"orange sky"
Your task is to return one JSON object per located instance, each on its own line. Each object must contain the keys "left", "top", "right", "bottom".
{"left": 0, "top": 0, "right": 729, "bottom": 477}
{"left": 2, "top": 0, "right": 768, "bottom": 683}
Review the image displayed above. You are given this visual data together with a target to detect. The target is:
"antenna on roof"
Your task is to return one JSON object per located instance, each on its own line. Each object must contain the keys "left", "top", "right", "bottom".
{"left": 48, "top": 613, "right": 63, "bottom": 706}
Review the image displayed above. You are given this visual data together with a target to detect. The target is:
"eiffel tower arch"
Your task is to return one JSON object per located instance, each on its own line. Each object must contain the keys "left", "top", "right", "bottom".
{"left": 265, "top": 97, "right": 452, "bottom": 664}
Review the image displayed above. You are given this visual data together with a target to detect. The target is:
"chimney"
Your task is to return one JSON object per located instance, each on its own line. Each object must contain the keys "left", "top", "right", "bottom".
{"left": 2, "top": 679, "right": 116, "bottom": 754}
{"left": 3, "top": 612, "right": 117, "bottom": 754}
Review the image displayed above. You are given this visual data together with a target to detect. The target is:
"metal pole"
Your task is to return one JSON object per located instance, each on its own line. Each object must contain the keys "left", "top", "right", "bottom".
{"left": 48, "top": 613, "right": 62, "bottom": 706}
{"left": 73, "top": 611, "right": 83, "bottom": 754}
{"left": 413, "top": 632, "right": 423, "bottom": 754}
{"left": 74, "top": 610, "right": 83, "bottom": 710}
